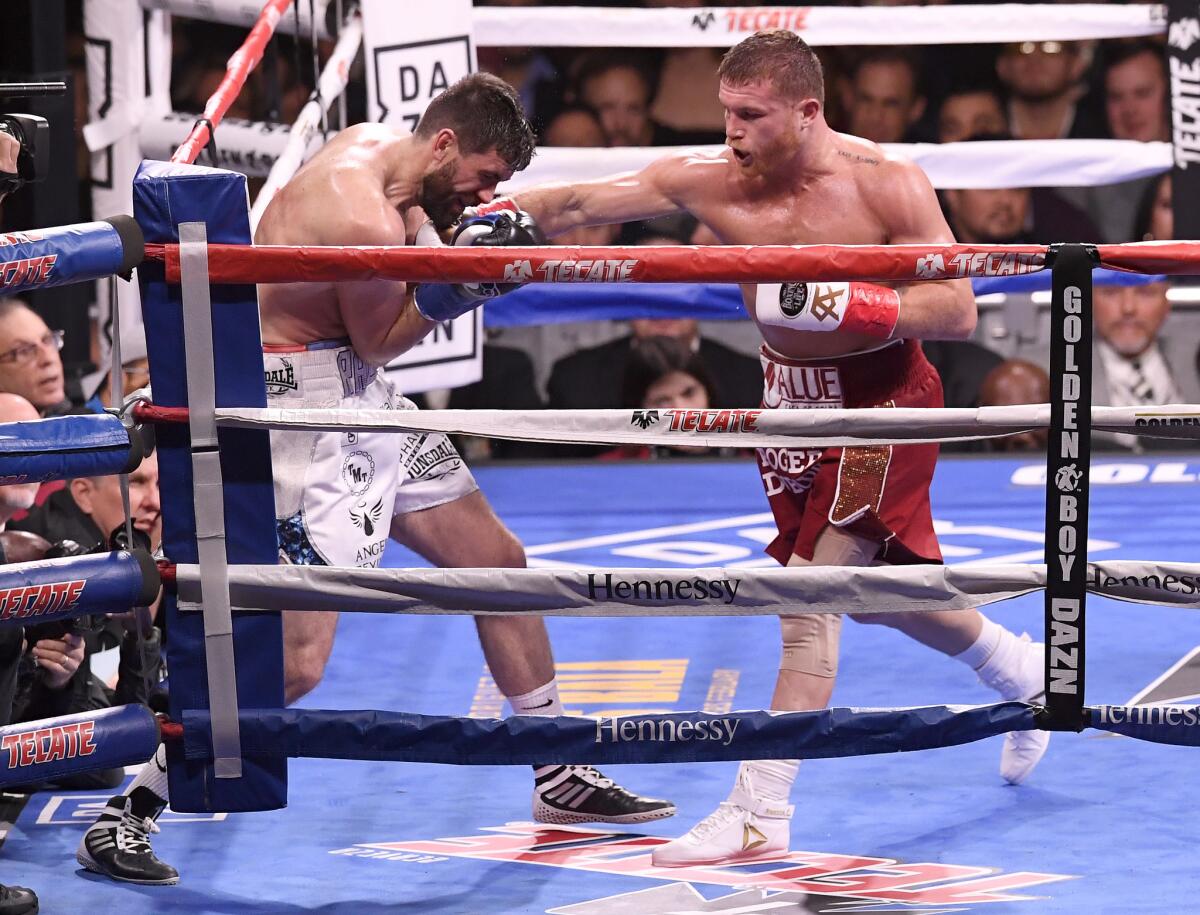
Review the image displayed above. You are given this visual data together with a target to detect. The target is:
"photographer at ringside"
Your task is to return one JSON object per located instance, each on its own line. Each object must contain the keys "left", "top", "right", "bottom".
{"left": 0, "top": 131, "right": 17, "bottom": 192}
{"left": 8, "top": 451, "right": 164, "bottom": 792}
{"left": 0, "top": 391, "right": 48, "bottom": 915}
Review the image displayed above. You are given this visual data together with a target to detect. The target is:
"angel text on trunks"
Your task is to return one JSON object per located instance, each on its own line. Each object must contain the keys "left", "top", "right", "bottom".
{"left": 1, "top": 720, "right": 96, "bottom": 769}
{"left": 587, "top": 572, "right": 741, "bottom": 605}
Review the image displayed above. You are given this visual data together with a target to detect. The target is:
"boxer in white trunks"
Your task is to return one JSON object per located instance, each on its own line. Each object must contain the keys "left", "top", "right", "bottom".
{"left": 76, "top": 72, "right": 672, "bottom": 887}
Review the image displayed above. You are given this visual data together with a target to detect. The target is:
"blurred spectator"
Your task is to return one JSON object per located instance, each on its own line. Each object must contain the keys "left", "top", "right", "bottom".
{"left": 1104, "top": 40, "right": 1168, "bottom": 143}
{"left": 1092, "top": 279, "right": 1200, "bottom": 451}
{"left": 1134, "top": 173, "right": 1173, "bottom": 242}
{"left": 1060, "top": 41, "right": 1169, "bottom": 242}
{"left": 92, "top": 336, "right": 151, "bottom": 410}
{"left": 477, "top": 0, "right": 563, "bottom": 135}
{"left": 0, "top": 298, "right": 68, "bottom": 416}
{"left": 602, "top": 335, "right": 722, "bottom": 460}
{"left": 643, "top": 0, "right": 725, "bottom": 138}
{"left": 921, "top": 340, "right": 1004, "bottom": 408}
{"left": 175, "top": 47, "right": 256, "bottom": 120}
{"left": 574, "top": 52, "right": 712, "bottom": 147}
{"left": 941, "top": 137, "right": 1102, "bottom": 244}
{"left": 936, "top": 85, "right": 1008, "bottom": 143}
{"left": 843, "top": 49, "right": 926, "bottom": 143}
{"left": 979, "top": 359, "right": 1051, "bottom": 452}
{"left": 543, "top": 108, "right": 606, "bottom": 147}
{"left": 548, "top": 318, "right": 762, "bottom": 422}
{"left": 996, "top": 40, "right": 1102, "bottom": 140}
{"left": 13, "top": 450, "right": 162, "bottom": 560}
{"left": 447, "top": 341, "right": 547, "bottom": 461}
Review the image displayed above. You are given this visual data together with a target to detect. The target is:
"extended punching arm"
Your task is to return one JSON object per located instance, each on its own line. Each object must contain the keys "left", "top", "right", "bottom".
{"left": 412, "top": 211, "right": 545, "bottom": 323}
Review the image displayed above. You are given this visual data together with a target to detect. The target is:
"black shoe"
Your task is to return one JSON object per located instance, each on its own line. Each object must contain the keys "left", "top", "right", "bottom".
{"left": 0, "top": 884, "right": 37, "bottom": 915}
{"left": 533, "top": 765, "right": 676, "bottom": 825}
{"left": 76, "top": 787, "right": 178, "bottom": 885}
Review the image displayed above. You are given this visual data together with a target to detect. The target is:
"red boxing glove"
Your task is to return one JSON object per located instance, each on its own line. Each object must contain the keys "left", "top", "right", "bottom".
{"left": 467, "top": 197, "right": 522, "bottom": 219}
{"left": 756, "top": 281, "right": 901, "bottom": 339}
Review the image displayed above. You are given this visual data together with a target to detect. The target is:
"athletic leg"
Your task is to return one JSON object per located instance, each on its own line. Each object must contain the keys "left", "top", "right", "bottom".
{"left": 391, "top": 489, "right": 675, "bottom": 825}
{"left": 389, "top": 489, "right": 555, "bottom": 698}
{"left": 844, "top": 532, "right": 1050, "bottom": 785}
{"left": 282, "top": 610, "right": 339, "bottom": 705}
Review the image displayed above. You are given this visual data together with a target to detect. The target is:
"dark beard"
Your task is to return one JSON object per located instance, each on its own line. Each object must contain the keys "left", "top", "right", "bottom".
{"left": 418, "top": 161, "right": 462, "bottom": 231}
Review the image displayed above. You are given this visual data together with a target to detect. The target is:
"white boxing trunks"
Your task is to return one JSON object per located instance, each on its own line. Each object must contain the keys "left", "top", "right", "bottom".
{"left": 264, "top": 340, "right": 478, "bottom": 568}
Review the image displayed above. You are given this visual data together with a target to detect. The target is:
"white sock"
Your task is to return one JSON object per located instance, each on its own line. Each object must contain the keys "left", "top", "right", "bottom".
{"left": 128, "top": 743, "right": 169, "bottom": 802}
{"left": 507, "top": 679, "right": 563, "bottom": 717}
{"left": 735, "top": 759, "right": 800, "bottom": 803}
{"left": 954, "top": 615, "right": 1003, "bottom": 670}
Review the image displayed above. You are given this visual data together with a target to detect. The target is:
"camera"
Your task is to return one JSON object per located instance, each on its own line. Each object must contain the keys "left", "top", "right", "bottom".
{"left": 22, "top": 523, "right": 153, "bottom": 645}
{"left": 0, "top": 82, "right": 62, "bottom": 197}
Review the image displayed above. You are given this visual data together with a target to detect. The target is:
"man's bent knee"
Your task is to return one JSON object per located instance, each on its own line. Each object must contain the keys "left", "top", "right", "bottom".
{"left": 780, "top": 613, "right": 842, "bottom": 678}
{"left": 490, "top": 529, "right": 527, "bottom": 570}
{"left": 284, "top": 648, "right": 327, "bottom": 704}
{"left": 848, "top": 611, "right": 903, "bottom": 628}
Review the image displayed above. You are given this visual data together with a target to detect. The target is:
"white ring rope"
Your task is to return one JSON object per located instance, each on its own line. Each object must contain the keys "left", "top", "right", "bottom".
{"left": 213, "top": 404, "right": 1200, "bottom": 449}
{"left": 174, "top": 559, "right": 1200, "bottom": 618}
{"left": 503, "top": 140, "right": 1171, "bottom": 194}
{"left": 129, "top": 2, "right": 1162, "bottom": 48}
{"left": 141, "top": 0, "right": 333, "bottom": 39}
{"left": 116, "top": 2, "right": 1172, "bottom": 189}
{"left": 472, "top": 4, "right": 1164, "bottom": 48}
{"left": 250, "top": 9, "right": 364, "bottom": 232}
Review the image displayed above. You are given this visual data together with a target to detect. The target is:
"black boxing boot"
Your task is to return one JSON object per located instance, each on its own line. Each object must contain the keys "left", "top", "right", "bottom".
{"left": 76, "top": 786, "right": 178, "bottom": 885}
{"left": 0, "top": 883, "right": 37, "bottom": 914}
{"left": 533, "top": 765, "right": 676, "bottom": 825}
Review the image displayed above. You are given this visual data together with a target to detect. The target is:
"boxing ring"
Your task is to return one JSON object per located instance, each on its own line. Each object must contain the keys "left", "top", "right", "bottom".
{"left": 6, "top": 173, "right": 1200, "bottom": 913}
{"left": 0, "top": 0, "right": 1194, "bottom": 911}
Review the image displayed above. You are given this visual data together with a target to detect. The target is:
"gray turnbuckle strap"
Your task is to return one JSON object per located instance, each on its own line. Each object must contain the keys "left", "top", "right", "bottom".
{"left": 179, "top": 221, "right": 243, "bottom": 778}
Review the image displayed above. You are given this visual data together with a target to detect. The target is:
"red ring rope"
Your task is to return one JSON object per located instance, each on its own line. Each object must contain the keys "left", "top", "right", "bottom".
{"left": 140, "top": 240, "right": 1200, "bottom": 285}
{"left": 171, "top": 0, "right": 294, "bottom": 165}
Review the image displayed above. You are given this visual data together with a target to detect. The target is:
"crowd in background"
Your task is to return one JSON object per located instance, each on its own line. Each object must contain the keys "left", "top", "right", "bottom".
{"left": 0, "top": 0, "right": 1191, "bottom": 468}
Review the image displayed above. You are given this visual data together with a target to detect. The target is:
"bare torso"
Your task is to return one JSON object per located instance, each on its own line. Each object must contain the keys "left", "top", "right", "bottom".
{"left": 254, "top": 124, "right": 418, "bottom": 356}
{"left": 656, "top": 134, "right": 911, "bottom": 358}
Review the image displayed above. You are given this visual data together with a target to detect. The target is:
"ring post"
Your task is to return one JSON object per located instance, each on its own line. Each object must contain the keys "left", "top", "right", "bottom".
{"left": 1042, "top": 243, "right": 1096, "bottom": 731}
{"left": 133, "top": 159, "right": 286, "bottom": 812}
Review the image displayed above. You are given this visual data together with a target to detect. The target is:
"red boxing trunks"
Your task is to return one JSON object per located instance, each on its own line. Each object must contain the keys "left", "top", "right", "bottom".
{"left": 756, "top": 339, "right": 943, "bottom": 566}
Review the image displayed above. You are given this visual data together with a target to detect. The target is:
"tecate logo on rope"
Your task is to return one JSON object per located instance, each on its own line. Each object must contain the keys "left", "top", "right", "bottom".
{"left": 502, "top": 258, "right": 638, "bottom": 283}
{"left": 915, "top": 251, "right": 1042, "bottom": 279}
{"left": 1, "top": 721, "right": 96, "bottom": 770}
{"left": 692, "top": 8, "right": 810, "bottom": 34}
{"left": 0, "top": 580, "right": 85, "bottom": 622}
{"left": 629, "top": 408, "right": 761, "bottom": 433}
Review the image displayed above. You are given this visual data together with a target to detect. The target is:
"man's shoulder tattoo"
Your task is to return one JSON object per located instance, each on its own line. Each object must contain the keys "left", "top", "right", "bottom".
{"left": 838, "top": 149, "right": 881, "bottom": 166}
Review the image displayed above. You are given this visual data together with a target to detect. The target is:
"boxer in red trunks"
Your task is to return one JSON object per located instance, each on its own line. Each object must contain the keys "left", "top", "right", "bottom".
{"left": 484, "top": 29, "right": 1049, "bottom": 866}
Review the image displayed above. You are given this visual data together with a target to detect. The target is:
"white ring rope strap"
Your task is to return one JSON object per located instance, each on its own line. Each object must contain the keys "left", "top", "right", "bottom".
{"left": 212, "top": 404, "right": 1200, "bottom": 449}
{"left": 172, "top": 559, "right": 1200, "bottom": 618}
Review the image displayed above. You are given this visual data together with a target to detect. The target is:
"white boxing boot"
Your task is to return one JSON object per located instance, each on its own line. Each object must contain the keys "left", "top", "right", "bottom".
{"left": 977, "top": 632, "right": 1050, "bottom": 785}
{"left": 651, "top": 773, "right": 792, "bottom": 867}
